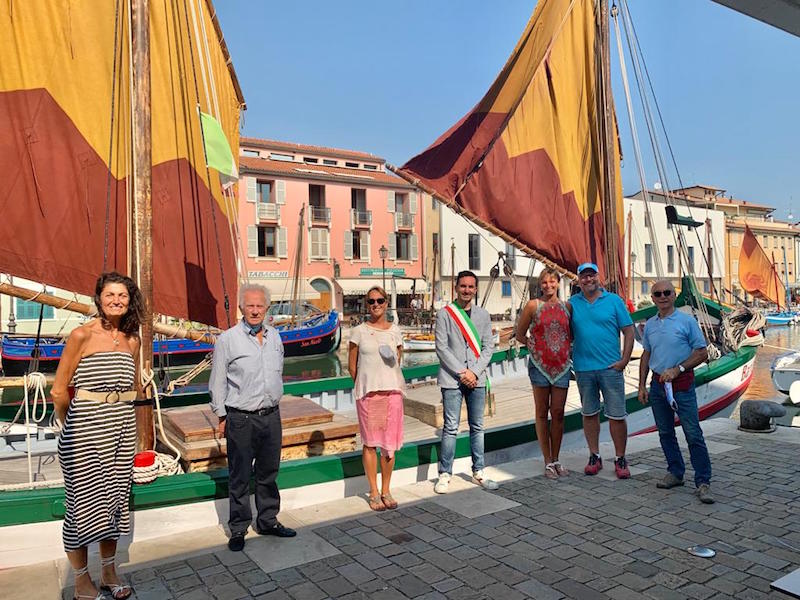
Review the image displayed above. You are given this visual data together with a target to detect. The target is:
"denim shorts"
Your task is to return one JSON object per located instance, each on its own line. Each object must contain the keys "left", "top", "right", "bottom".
{"left": 575, "top": 368, "right": 627, "bottom": 419}
{"left": 527, "top": 360, "right": 571, "bottom": 389}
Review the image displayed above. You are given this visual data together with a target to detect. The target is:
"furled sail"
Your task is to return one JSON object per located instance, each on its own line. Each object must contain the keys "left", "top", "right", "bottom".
{"left": 398, "top": 0, "right": 624, "bottom": 284}
{"left": 0, "top": 0, "right": 244, "bottom": 327}
{"left": 739, "top": 225, "right": 785, "bottom": 309}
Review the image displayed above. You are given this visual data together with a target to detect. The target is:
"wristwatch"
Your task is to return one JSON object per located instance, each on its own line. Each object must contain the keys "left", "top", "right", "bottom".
{"left": 677, "top": 364, "right": 686, "bottom": 373}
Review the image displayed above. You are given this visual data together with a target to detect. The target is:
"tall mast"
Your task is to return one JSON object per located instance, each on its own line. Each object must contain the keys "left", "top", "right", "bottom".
{"left": 131, "top": 0, "right": 154, "bottom": 451}
{"left": 599, "top": 0, "right": 621, "bottom": 294}
{"left": 289, "top": 206, "right": 305, "bottom": 326}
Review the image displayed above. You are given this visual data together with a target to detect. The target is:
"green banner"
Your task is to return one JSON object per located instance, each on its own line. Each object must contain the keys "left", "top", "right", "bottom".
{"left": 360, "top": 267, "right": 405, "bottom": 277}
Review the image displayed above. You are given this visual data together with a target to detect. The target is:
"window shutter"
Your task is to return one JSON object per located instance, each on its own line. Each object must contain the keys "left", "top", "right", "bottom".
{"left": 409, "top": 192, "right": 417, "bottom": 214}
{"left": 323, "top": 228, "right": 330, "bottom": 258}
{"left": 247, "top": 225, "right": 258, "bottom": 257}
{"left": 388, "top": 233, "right": 396, "bottom": 260}
{"left": 360, "top": 231, "right": 370, "bottom": 260}
{"left": 276, "top": 180, "right": 286, "bottom": 204}
{"left": 344, "top": 230, "right": 353, "bottom": 259}
{"left": 387, "top": 190, "right": 395, "bottom": 213}
{"left": 246, "top": 177, "right": 257, "bottom": 203}
{"left": 278, "top": 227, "right": 288, "bottom": 257}
{"left": 410, "top": 234, "right": 418, "bottom": 260}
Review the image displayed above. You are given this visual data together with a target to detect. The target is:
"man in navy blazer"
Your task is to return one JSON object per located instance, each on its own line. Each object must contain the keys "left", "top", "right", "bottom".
{"left": 434, "top": 270, "right": 499, "bottom": 493}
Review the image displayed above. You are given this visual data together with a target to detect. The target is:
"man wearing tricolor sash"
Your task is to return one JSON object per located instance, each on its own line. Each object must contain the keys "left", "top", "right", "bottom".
{"left": 433, "top": 270, "right": 499, "bottom": 493}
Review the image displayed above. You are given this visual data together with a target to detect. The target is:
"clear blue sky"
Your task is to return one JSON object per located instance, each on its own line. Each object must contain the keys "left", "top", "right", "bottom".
{"left": 216, "top": 1, "right": 800, "bottom": 220}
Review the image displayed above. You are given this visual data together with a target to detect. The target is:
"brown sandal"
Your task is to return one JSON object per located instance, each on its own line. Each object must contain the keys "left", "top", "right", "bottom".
{"left": 380, "top": 493, "right": 398, "bottom": 510}
{"left": 368, "top": 495, "right": 386, "bottom": 511}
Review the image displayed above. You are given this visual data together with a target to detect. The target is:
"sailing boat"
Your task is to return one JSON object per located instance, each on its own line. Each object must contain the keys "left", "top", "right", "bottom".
{"left": 0, "top": 0, "right": 762, "bottom": 545}
{"left": 273, "top": 206, "right": 341, "bottom": 357}
{"left": 390, "top": 0, "right": 760, "bottom": 424}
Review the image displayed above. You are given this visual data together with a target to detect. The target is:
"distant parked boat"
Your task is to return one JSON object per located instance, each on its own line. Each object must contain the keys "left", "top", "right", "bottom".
{"left": 765, "top": 311, "right": 800, "bottom": 326}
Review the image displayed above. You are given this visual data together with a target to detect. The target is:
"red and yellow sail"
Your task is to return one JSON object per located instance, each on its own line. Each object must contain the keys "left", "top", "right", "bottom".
{"left": 739, "top": 225, "right": 784, "bottom": 309}
{"left": 399, "top": 0, "right": 624, "bottom": 284}
{"left": 0, "top": 0, "right": 244, "bottom": 326}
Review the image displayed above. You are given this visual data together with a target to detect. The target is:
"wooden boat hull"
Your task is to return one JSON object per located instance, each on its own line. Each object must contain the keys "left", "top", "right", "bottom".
{"left": 0, "top": 345, "right": 756, "bottom": 536}
{"left": 278, "top": 311, "right": 341, "bottom": 358}
{"left": 1, "top": 336, "right": 213, "bottom": 376}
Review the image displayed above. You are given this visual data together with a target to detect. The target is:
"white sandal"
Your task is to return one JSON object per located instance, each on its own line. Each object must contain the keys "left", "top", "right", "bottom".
{"left": 99, "top": 556, "right": 133, "bottom": 600}
{"left": 544, "top": 463, "right": 559, "bottom": 480}
{"left": 553, "top": 460, "right": 569, "bottom": 477}
{"left": 72, "top": 565, "right": 102, "bottom": 600}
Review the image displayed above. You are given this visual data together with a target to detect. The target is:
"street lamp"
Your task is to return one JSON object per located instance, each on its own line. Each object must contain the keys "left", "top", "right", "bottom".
{"left": 379, "top": 245, "right": 388, "bottom": 290}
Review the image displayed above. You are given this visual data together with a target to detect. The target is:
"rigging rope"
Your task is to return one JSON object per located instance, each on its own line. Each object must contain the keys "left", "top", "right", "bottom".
{"left": 103, "top": 0, "right": 123, "bottom": 272}
{"left": 180, "top": 0, "right": 232, "bottom": 326}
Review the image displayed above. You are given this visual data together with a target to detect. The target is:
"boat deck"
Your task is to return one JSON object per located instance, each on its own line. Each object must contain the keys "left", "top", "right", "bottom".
{"left": 0, "top": 369, "right": 641, "bottom": 488}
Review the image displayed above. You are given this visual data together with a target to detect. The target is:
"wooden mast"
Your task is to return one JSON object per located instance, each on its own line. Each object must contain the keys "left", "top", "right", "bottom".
{"left": 599, "top": 0, "right": 621, "bottom": 295}
{"left": 131, "top": 0, "right": 154, "bottom": 451}
{"left": 289, "top": 206, "right": 305, "bottom": 327}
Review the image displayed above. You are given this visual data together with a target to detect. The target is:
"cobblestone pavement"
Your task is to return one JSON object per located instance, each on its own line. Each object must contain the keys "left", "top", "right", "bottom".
{"left": 109, "top": 430, "right": 800, "bottom": 600}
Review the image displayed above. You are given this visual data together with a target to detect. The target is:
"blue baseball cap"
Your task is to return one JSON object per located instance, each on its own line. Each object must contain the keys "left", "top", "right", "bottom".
{"left": 577, "top": 262, "right": 599, "bottom": 275}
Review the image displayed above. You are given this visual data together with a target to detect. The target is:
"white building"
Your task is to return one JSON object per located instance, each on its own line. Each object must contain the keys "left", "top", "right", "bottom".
{"left": 437, "top": 205, "right": 546, "bottom": 317}
{"left": 625, "top": 192, "right": 727, "bottom": 305}
{"left": 0, "top": 277, "right": 90, "bottom": 336}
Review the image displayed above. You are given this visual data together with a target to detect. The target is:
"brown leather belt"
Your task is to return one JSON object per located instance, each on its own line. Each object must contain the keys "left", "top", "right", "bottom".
{"left": 74, "top": 389, "right": 137, "bottom": 404}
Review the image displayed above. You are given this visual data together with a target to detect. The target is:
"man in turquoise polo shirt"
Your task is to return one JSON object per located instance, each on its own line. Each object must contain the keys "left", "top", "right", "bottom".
{"left": 569, "top": 263, "right": 634, "bottom": 478}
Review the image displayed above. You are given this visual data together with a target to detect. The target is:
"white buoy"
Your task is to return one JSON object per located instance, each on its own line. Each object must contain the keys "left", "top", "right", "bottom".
{"left": 790, "top": 381, "right": 800, "bottom": 406}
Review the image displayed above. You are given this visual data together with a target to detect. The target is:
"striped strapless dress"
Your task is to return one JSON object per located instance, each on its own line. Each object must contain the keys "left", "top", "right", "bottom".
{"left": 57, "top": 351, "right": 136, "bottom": 551}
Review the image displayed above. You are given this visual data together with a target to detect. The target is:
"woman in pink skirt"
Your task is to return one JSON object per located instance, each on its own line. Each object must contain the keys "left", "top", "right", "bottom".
{"left": 348, "top": 285, "right": 405, "bottom": 511}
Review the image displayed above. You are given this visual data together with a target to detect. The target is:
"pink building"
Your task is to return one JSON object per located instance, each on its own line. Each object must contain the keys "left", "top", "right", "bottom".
{"left": 238, "top": 137, "right": 426, "bottom": 316}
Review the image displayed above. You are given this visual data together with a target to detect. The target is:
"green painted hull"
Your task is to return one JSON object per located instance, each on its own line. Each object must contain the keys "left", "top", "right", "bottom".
{"left": 0, "top": 342, "right": 757, "bottom": 527}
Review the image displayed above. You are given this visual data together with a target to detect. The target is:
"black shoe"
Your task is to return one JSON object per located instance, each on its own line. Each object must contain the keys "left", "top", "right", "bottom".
{"left": 227, "top": 533, "right": 245, "bottom": 551}
{"left": 256, "top": 522, "right": 297, "bottom": 538}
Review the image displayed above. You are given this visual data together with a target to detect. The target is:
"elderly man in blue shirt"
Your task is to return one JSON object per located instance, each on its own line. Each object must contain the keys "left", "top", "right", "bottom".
{"left": 638, "top": 280, "right": 713, "bottom": 504}
{"left": 210, "top": 283, "right": 296, "bottom": 552}
{"left": 569, "top": 263, "right": 634, "bottom": 479}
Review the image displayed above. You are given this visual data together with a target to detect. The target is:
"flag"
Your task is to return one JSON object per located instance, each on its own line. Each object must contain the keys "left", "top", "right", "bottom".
{"left": 739, "top": 225, "right": 784, "bottom": 308}
{"left": 200, "top": 111, "right": 239, "bottom": 188}
{"left": 398, "top": 0, "right": 624, "bottom": 287}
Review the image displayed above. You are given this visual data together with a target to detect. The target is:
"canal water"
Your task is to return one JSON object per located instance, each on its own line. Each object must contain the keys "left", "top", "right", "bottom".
{"left": 741, "top": 326, "right": 797, "bottom": 403}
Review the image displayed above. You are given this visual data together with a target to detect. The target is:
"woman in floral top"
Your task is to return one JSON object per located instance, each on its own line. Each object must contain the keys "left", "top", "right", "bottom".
{"left": 515, "top": 268, "right": 572, "bottom": 479}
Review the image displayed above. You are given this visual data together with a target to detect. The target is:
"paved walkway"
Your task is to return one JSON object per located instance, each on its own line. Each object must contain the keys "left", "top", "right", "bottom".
{"left": 3, "top": 419, "right": 799, "bottom": 599}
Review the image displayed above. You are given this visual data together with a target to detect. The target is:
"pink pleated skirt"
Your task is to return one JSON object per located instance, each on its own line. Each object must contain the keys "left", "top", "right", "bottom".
{"left": 356, "top": 390, "right": 404, "bottom": 458}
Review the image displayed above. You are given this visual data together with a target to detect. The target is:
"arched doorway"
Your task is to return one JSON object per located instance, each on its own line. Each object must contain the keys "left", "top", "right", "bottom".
{"left": 310, "top": 277, "right": 333, "bottom": 311}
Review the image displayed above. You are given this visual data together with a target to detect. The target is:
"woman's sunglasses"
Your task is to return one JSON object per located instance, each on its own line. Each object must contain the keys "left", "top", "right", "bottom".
{"left": 366, "top": 298, "right": 386, "bottom": 305}
{"left": 652, "top": 290, "right": 673, "bottom": 298}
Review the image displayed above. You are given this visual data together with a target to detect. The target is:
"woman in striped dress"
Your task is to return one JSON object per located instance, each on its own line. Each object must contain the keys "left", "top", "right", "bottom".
{"left": 53, "top": 272, "right": 143, "bottom": 600}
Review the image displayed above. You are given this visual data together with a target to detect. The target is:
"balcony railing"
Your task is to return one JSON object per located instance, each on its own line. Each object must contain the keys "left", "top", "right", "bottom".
{"left": 310, "top": 206, "right": 331, "bottom": 224}
{"left": 257, "top": 202, "right": 279, "bottom": 222}
{"left": 394, "top": 211, "right": 413, "bottom": 229}
{"left": 351, "top": 209, "right": 372, "bottom": 228}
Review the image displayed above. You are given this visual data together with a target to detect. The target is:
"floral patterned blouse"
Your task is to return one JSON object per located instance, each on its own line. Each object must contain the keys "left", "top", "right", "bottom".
{"left": 527, "top": 300, "right": 572, "bottom": 384}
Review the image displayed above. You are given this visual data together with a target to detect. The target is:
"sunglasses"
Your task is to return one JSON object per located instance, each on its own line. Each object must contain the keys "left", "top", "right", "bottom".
{"left": 652, "top": 290, "right": 673, "bottom": 298}
{"left": 366, "top": 298, "right": 386, "bottom": 305}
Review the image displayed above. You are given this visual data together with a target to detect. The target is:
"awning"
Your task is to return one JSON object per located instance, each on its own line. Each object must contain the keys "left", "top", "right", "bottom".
{"left": 337, "top": 278, "right": 428, "bottom": 296}
{"left": 250, "top": 278, "right": 320, "bottom": 301}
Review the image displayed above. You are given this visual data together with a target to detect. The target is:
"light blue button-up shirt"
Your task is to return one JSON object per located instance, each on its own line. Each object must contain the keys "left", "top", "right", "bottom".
{"left": 641, "top": 309, "right": 706, "bottom": 374}
{"left": 209, "top": 320, "right": 284, "bottom": 417}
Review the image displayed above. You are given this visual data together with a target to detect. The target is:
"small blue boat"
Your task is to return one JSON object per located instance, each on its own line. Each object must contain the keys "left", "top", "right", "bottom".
{"left": 765, "top": 311, "right": 799, "bottom": 326}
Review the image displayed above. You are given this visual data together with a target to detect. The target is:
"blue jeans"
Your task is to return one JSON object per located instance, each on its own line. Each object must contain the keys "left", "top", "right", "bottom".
{"left": 439, "top": 385, "right": 486, "bottom": 475}
{"left": 649, "top": 382, "right": 711, "bottom": 486}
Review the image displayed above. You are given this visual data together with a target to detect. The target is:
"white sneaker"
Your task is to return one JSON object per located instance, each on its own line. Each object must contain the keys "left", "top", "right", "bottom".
{"left": 434, "top": 472, "right": 451, "bottom": 494}
{"left": 472, "top": 469, "right": 499, "bottom": 490}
